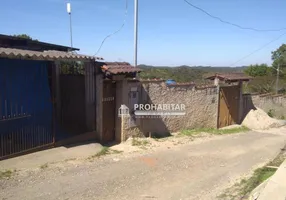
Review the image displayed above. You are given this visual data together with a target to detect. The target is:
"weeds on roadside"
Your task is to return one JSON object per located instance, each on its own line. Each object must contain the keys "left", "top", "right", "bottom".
{"left": 267, "top": 109, "right": 275, "bottom": 118}
{"left": 40, "top": 163, "right": 48, "bottom": 169}
{"left": 218, "top": 151, "right": 286, "bottom": 200}
{"left": 218, "top": 167, "right": 276, "bottom": 200}
{"left": 132, "top": 138, "right": 150, "bottom": 146}
{"left": 0, "top": 169, "right": 16, "bottom": 179}
{"left": 64, "top": 158, "right": 77, "bottom": 162}
{"left": 240, "top": 167, "right": 276, "bottom": 196}
{"left": 180, "top": 126, "right": 249, "bottom": 136}
{"left": 268, "top": 150, "right": 286, "bottom": 167}
{"left": 88, "top": 147, "right": 123, "bottom": 159}
{"left": 110, "top": 149, "right": 124, "bottom": 154}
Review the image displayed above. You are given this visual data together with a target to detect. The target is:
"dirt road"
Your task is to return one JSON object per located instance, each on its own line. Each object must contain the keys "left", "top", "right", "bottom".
{"left": 1, "top": 130, "right": 286, "bottom": 200}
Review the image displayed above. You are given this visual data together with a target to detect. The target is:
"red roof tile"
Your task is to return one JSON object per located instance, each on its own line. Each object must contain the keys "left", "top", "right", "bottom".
{"left": 100, "top": 62, "right": 142, "bottom": 74}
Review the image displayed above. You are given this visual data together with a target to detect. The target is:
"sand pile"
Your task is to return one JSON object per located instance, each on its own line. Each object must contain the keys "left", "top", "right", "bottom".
{"left": 242, "top": 107, "right": 286, "bottom": 130}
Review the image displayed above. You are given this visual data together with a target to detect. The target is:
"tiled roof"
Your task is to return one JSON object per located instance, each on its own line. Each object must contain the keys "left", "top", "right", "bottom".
{"left": 206, "top": 73, "right": 252, "bottom": 82}
{"left": 100, "top": 62, "right": 142, "bottom": 74}
{"left": 0, "top": 47, "right": 103, "bottom": 61}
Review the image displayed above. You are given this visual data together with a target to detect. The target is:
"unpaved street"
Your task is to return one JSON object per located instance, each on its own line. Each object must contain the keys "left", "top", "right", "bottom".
{"left": 1, "top": 130, "right": 286, "bottom": 200}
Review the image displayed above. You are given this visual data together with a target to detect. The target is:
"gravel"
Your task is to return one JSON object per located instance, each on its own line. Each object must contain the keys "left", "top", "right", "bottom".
{"left": 1, "top": 130, "right": 286, "bottom": 200}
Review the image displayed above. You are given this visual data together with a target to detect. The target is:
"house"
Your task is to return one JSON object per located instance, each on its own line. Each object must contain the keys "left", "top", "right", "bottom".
{"left": 0, "top": 34, "right": 142, "bottom": 160}
{"left": 95, "top": 62, "right": 142, "bottom": 143}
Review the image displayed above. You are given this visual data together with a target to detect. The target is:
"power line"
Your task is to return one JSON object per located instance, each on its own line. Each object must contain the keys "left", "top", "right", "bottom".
{"left": 183, "top": 0, "right": 286, "bottom": 32}
{"left": 94, "top": 0, "right": 128, "bottom": 56}
{"left": 229, "top": 32, "right": 286, "bottom": 66}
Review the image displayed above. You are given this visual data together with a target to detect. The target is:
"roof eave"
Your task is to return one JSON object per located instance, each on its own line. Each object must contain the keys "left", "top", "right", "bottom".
{"left": 0, "top": 54, "right": 102, "bottom": 62}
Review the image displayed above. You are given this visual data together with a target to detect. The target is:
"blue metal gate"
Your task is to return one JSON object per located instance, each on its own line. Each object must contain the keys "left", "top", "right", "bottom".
{"left": 0, "top": 58, "right": 54, "bottom": 159}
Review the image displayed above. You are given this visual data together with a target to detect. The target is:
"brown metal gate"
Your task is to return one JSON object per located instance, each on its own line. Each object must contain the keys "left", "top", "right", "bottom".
{"left": 102, "top": 81, "right": 116, "bottom": 143}
{"left": 218, "top": 85, "right": 240, "bottom": 128}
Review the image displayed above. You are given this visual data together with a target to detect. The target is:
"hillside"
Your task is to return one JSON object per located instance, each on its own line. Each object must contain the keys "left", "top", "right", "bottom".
{"left": 138, "top": 65, "right": 247, "bottom": 83}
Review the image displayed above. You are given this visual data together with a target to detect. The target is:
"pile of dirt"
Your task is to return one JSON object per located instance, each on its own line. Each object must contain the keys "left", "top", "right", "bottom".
{"left": 242, "top": 107, "right": 286, "bottom": 130}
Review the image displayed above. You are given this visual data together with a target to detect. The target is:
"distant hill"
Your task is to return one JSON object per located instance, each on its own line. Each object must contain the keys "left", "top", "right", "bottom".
{"left": 137, "top": 64, "right": 247, "bottom": 83}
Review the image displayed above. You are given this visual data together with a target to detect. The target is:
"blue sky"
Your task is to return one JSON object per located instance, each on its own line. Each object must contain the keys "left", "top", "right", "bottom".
{"left": 1, "top": 0, "right": 286, "bottom": 66}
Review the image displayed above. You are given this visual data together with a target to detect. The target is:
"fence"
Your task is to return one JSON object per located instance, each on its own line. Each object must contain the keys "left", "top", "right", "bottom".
{"left": 0, "top": 59, "right": 54, "bottom": 160}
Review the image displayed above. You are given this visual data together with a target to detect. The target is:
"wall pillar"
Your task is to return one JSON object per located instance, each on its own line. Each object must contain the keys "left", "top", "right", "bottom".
{"left": 214, "top": 77, "right": 219, "bottom": 86}
{"left": 115, "top": 79, "right": 128, "bottom": 142}
{"left": 238, "top": 81, "right": 243, "bottom": 124}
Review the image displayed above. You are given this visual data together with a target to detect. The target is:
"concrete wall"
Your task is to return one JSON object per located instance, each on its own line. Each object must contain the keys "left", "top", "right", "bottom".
{"left": 122, "top": 81, "right": 219, "bottom": 139}
{"left": 115, "top": 79, "right": 144, "bottom": 142}
{"left": 251, "top": 94, "right": 286, "bottom": 119}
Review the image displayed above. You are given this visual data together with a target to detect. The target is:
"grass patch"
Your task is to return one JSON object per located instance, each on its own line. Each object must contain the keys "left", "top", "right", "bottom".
{"left": 40, "top": 163, "right": 48, "bottom": 169}
{"left": 88, "top": 147, "right": 123, "bottom": 159}
{"left": 181, "top": 126, "right": 249, "bottom": 136}
{"left": 132, "top": 138, "right": 150, "bottom": 146}
{"left": 0, "top": 169, "right": 16, "bottom": 179}
{"left": 110, "top": 149, "right": 124, "bottom": 154}
{"left": 92, "top": 147, "right": 110, "bottom": 158}
{"left": 239, "top": 167, "right": 276, "bottom": 196}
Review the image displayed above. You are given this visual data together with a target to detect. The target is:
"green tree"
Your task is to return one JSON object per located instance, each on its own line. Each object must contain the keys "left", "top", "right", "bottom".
{"left": 13, "top": 34, "right": 38, "bottom": 41}
{"left": 244, "top": 76, "right": 276, "bottom": 94}
{"left": 244, "top": 64, "right": 270, "bottom": 77}
{"left": 271, "top": 44, "right": 286, "bottom": 71}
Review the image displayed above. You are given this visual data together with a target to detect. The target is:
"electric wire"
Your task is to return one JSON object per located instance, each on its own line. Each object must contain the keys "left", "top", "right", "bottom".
{"left": 183, "top": 0, "right": 286, "bottom": 32}
{"left": 94, "top": 0, "right": 128, "bottom": 56}
{"left": 229, "top": 32, "right": 286, "bottom": 66}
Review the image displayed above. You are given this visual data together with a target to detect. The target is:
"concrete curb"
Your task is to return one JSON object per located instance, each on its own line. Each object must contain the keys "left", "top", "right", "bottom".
{"left": 256, "top": 159, "right": 286, "bottom": 200}
{"left": 248, "top": 178, "right": 270, "bottom": 200}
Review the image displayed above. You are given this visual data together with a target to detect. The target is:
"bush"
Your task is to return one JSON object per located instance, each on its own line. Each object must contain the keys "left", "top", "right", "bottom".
{"left": 267, "top": 109, "right": 275, "bottom": 118}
